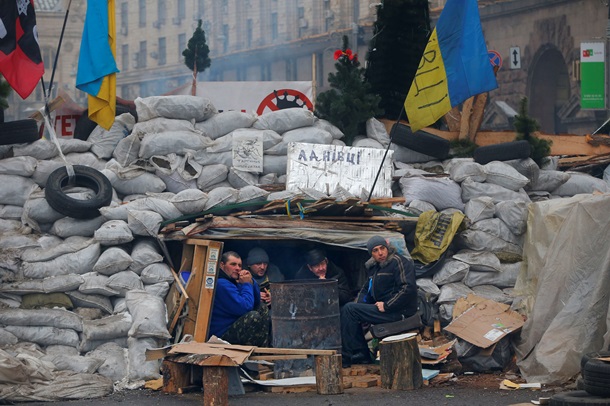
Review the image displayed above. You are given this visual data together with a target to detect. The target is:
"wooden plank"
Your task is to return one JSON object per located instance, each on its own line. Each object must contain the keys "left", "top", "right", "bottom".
{"left": 263, "top": 385, "right": 317, "bottom": 393}
{"left": 161, "top": 359, "right": 191, "bottom": 394}
{"left": 315, "top": 354, "right": 343, "bottom": 394}
{"left": 459, "top": 96, "right": 474, "bottom": 140}
{"left": 469, "top": 92, "right": 489, "bottom": 142}
{"left": 181, "top": 244, "right": 206, "bottom": 338}
{"left": 444, "top": 106, "right": 462, "bottom": 132}
{"left": 193, "top": 241, "right": 223, "bottom": 342}
{"left": 203, "top": 367, "right": 228, "bottom": 406}
{"left": 253, "top": 347, "right": 337, "bottom": 356}
{"left": 248, "top": 355, "right": 308, "bottom": 361}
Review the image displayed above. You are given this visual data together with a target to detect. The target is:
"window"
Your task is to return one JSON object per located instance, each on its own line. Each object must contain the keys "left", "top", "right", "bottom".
{"left": 120, "top": 2, "right": 128, "bottom": 29}
{"left": 222, "top": 24, "right": 229, "bottom": 53}
{"left": 158, "top": 0, "right": 166, "bottom": 24}
{"left": 197, "top": 0, "right": 205, "bottom": 19}
{"left": 138, "top": 0, "right": 146, "bottom": 27}
{"left": 139, "top": 41, "right": 147, "bottom": 68}
{"left": 271, "top": 13, "right": 278, "bottom": 40}
{"left": 159, "top": 37, "right": 166, "bottom": 65}
{"left": 246, "top": 19, "right": 253, "bottom": 48}
{"left": 121, "top": 44, "right": 129, "bottom": 71}
{"left": 177, "top": 0, "right": 185, "bottom": 20}
{"left": 178, "top": 33, "right": 186, "bottom": 60}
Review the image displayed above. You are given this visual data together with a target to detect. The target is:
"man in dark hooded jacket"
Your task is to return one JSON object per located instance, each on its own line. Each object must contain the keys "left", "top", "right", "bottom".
{"left": 340, "top": 236, "right": 417, "bottom": 367}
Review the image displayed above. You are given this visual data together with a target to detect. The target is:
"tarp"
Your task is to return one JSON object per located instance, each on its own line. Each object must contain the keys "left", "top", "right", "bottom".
{"left": 514, "top": 194, "right": 610, "bottom": 384}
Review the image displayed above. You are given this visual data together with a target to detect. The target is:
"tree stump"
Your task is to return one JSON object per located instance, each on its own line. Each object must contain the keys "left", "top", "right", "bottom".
{"left": 161, "top": 359, "right": 191, "bottom": 394}
{"left": 203, "top": 367, "right": 228, "bottom": 406}
{"left": 314, "top": 354, "right": 343, "bottom": 394}
{"left": 379, "top": 335, "right": 423, "bottom": 390}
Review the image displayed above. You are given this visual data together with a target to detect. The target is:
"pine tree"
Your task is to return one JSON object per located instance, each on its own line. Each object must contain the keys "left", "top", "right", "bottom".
{"left": 514, "top": 97, "right": 552, "bottom": 166}
{"left": 365, "top": 0, "right": 430, "bottom": 120}
{"left": 182, "top": 20, "right": 211, "bottom": 96}
{"left": 315, "top": 36, "right": 382, "bottom": 146}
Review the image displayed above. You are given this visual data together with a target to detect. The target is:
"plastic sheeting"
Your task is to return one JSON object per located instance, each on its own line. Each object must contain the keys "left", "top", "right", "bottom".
{"left": 515, "top": 194, "right": 610, "bottom": 384}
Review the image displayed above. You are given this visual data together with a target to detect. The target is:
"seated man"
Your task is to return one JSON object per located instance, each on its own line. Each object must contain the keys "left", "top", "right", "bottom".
{"left": 245, "top": 247, "right": 285, "bottom": 306}
{"left": 295, "top": 248, "right": 354, "bottom": 306}
{"left": 209, "top": 251, "right": 270, "bottom": 346}
{"left": 340, "top": 236, "right": 417, "bottom": 367}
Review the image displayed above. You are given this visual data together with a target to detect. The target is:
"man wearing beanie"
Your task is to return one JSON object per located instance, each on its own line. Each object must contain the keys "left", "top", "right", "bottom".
{"left": 245, "top": 247, "right": 284, "bottom": 306}
{"left": 294, "top": 248, "right": 354, "bottom": 306}
{"left": 340, "top": 235, "right": 417, "bottom": 367}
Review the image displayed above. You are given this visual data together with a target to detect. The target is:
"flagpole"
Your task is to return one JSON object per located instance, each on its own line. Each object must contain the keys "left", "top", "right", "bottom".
{"left": 44, "top": 0, "right": 72, "bottom": 107}
{"left": 366, "top": 106, "right": 405, "bottom": 202}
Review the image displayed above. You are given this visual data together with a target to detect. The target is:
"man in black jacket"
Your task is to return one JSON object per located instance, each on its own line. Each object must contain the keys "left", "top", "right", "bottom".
{"left": 340, "top": 236, "right": 417, "bottom": 367}
{"left": 294, "top": 248, "right": 354, "bottom": 306}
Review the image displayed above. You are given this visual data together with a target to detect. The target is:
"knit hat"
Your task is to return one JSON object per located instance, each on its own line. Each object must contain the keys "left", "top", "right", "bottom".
{"left": 246, "top": 248, "right": 269, "bottom": 266}
{"left": 367, "top": 236, "right": 388, "bottom": 255}
{"left": 305, "top": 249, "right": 326, "bottom": 267}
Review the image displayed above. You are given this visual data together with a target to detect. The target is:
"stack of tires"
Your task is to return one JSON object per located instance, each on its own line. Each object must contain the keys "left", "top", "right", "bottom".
{"left": 550, "top": 351, "right": 610, "bottom": 405}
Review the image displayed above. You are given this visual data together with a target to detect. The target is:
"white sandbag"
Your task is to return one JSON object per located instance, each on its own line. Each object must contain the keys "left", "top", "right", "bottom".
{"left": 415, "top": 278, "right": 441, "bottom": 297}
{"left": 258, "top": 173, "right": 278, "bottom": 185}
{"left": 5, "top": 325, "right": 79, "bottom": 347}
{"left": 437, "top": 282, "right": 474, "bottom": 304}
{"left": 132, "top": 117, "right": 195, "bottom": 135}
{"left": 43, "top": 274, "right": 85, "bottom": 293}
{"left": 365, "top": 117, "right": 390, "bottom": 146}
{"left": 0, "top": 174, "right": 39, "bottom": 206}
{"left": 79, "top": 273, "right": 119, "bottom": 296}
{"left": 171, "top": 189, "right": 208, "bottom": 214}
{"left": 0, "top": 156, "right": 37, "bottom": 176}
{"left": 0, "top": 218, "right": 23, "bottom": 233}
{"left": 0, "top": 329, "right": 18, "bottom": 345}
{"left": 107, "top": 271, "right": 144, "bottom": 296}
{"left": 408, "top": 200, "right": 436, "bottom": 214}
{"left": 262, "top": 154, "right": 288, "bottom": 176}
{"left": 236, "top": 185, "right": 270, "bottom": 205}
{"left": 112, "top": 297, "right": 127, "bottom": 313}
{"left": 390, "top": 143, "right": 437, "bottom": 163}
{"left": 93, "top": 247, "right": 133, "bottom": 276}
{"left": 138, "top": 131, "right": 213, "bottom": 159}
{"left": 192, "top": 149, "right": 233, "bottom": 167}
{"left": 196, "top": 163, "right": 229, "bottom": 190}
{"left": 89, "top": 113, "right": 135, "bottom": 159}
{"left": 144, "top": 282, "right": 170, "bottom": 298}
{"left": 439, "top": 303, "right": 454, "bottom": 324}
{"left": 86, "top": 342, "right": 128, "bottom": 382}
{"left": 457, "top": 229, "right": 523, "bottom": 260}
{"left": 267, "top": 190, "right": 302, "bottom": 201}
{"left": 0, "top": 204, "right": 22, "bottom": 219}
{"left": 50, "top": 216, "right": 106, "bottom": 238}
{"left": 0, "top": 233, "right": 39, "bottom": 251}
{"left": 140, "top": 263, "right": 174, "bottom": 284}
{"left": 107, "top": 170, "right": 166, "bottom": 196}
{"left": 82, "top": 312, "right": 133, "bottom": 341}
{"left": 78, "top": 336, "right": 128, "bottom": 353}
{"left": 464, "top": 196, "right": 495, "bottom": 223}
{"left": 332, "top": 139, "right": 346, "bottom": 146}
{"left": 126, "top": 290, "right": 170, "bottom": 339}
{"left": 30, "top": 159, "right": 64, "bottom": 186}
{"left": 448, "top": 160, "right": 486, "bottom": 183}
{"left": 470, "top": 218, "right": 523, "bottom": 246}
{"left": 204, "top": 187, "right": 238, "bottom": 210}
{"left": 495, "top": 200, "right": 529, "bottom": 235}
{"left": 464, "top": 262, "right": 521, "bottom": 289}
{"left": 483, "top": 161, "right": 530, "bottom": 191}
{"left": 127, "top": 337, "right": 162, "bottom": 381}
{"left": 129, "top": 239, "right": 163, "bottom": 274}
{"left": 135, "top": 95, "right": 217, "bottom": 122}
{"left": 208, "top": 129, "right": 282, "bottom": 153}
{"left": 21, "top": 243, "right": 101, "bottom": 279}
{"left": 67, "top": 291, "right": 113, "bottom": 314}
{"left": 527, "top": 169, "right": 570, "bottom": 192}
{"left": 432, "top": 259, "right": 470, "bottom": 286}
{"left": 253, "top": 107, "right": 315, "bottom": 133}
{"left": 112, "top": 132, "right": 141, "bottom": 167}
{"left": 314, "top": 118, "right": 344, "bottom": 140}
{"left": 265, "top": 126, "right": 333, "bottom": 155}
{"left": 194, "top": 110, "right": 257, "bottom": 139}
{"left": 0, "top": 308, "right": 83, "bottom": 331}
{"left": 552, "top": 172, "right": 610, "bottom": 196}
{"left": 127, "top": 209, "right": 163, "bottom": 237}
{"left": 136, "top": 197, "right": 182, "bottom": 221}
{"left": 461, "top": 178, "right": 531, "bottom": 204}
{"left": 353, "top": 138, "right": 384, "bottom": 149}
{"left": 504, "top": 158, "right": 540, "bottom": 185}
{"left": 227, "top": 168, "right": 258, "bottom": 189}
{"left": 12, "top": 139, "right": 60, "bottom": 160}
{"left": 94, "top": 220, "right": 134, "bottom": 245}
{"left": 21, "top": 235, "right": 92, "bottom": 263}
{"left": 55, "top": 151, "right": 107, "bottom": 171}
{"left": 471, "top": 285, "right": 514, "bottom": 304}
{"left": 399, "top": 176, "right": 465, "bottom": 211}
{"left": 21, "top": 196, "right": 64, "bottom": 231}
{"left": 44, "top": 354, "right": 104, "bottom": 374}
{"left": 453, "top": 249, "right": 501, "bottom": 272}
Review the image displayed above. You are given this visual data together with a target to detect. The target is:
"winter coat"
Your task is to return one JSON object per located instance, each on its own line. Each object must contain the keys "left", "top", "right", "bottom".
{"left": 295, "top": 260, "right": 354, "bottom": 305}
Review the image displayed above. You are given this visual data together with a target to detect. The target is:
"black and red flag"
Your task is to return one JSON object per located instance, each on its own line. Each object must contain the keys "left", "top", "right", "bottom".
{"left": 0, "top": 0, "right": 44, "bottom": 99}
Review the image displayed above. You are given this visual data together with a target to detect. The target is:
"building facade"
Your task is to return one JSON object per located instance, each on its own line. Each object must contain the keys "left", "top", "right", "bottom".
{"left": 5, "top": 0, "right": 609, "bottom": 137}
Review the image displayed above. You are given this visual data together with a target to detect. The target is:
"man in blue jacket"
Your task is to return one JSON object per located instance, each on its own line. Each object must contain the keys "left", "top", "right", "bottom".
{"left": 209, "top": 251, "right": 270, "bottom": 346}
{"left": 340, "top": 236, "right": 417, "bottom": 367}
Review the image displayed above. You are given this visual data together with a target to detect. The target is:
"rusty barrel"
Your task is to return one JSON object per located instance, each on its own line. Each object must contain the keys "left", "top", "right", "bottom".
{"left": 270, "top": 279, "right": 341, "bottom": 378}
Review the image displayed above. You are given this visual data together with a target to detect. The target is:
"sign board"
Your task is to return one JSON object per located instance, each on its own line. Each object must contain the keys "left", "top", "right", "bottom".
{"left": 488, "top": 50, "right": 503, "bottom": 70}
{"left": 509, "top": 47, "right": 521, "bottom": 69}
{"left": 285, "top": 142, "right": 394, "bottom": 199}
{"left": 581, "top": 41, "right": 606, "bottom": 109}
{"left": 174, "top": 81, "right": 314, "bottom": 114}
{"left": 232, "top": 129, "right": 264, "bottom": 173}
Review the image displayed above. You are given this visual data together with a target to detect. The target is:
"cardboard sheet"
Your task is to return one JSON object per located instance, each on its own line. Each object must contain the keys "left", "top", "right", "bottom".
{"left": 167, "top": 342, "right": 255, "bottom": 366}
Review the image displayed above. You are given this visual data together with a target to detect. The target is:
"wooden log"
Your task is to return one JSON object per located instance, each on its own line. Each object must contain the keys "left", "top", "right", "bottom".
{"left": 203, "top": 367, "right": 229, "bottom": 406}
{"left": 379, "top": 335, "right": 423, "bottom": 390}
{"left": 444, "top": 106, "right": 461, "bottom": 132}
{"left": 314, "top": 354, "right": 343, "bottom": 395}
{"left": 161, "top": 359, "right": 191, "bottom": 394}
{"left": 458, "top": 96, "right": 474, "bottom": 140}
{"left": 469, "top": 92, "right": 489, "bottom": 142}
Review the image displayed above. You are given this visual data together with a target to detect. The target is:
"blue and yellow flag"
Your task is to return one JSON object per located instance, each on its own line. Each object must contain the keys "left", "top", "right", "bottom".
{"left": 405, "top": 0, "right": 497, "bottom": 132}
{"left": 76, "top": 0, "right": 119, "bottom": 130}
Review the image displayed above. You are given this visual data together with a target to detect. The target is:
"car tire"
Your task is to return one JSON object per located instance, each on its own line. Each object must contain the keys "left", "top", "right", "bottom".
{"left": 581, "top": 351, "right": 610, "bottom": 378}
{"left": 44, "top": 165, "right": 113, "bottom": 219}
{"left": 73, "top": 104, "right": 135, "bottom": 141}
{"left": 549, "top": 390, "right": 610, "bottom": 406}
{"left": 390, "top": 123, "right": 451, "bottom": 159}
{"left": 582, "top": 359, "right": 610, "bottom": 397}
{"left": 473, "top": 140, "right": 531, "bottom": 165}
{"left": 0, "top": 119, "right": 41, "bottom": 145}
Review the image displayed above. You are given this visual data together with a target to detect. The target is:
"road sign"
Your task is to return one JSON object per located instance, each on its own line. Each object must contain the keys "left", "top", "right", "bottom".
{"left": 488, "top": 50, "right": 502, "bottom": 70}
{"left": 510, "top": 47, "right": 521, "bottom": 69}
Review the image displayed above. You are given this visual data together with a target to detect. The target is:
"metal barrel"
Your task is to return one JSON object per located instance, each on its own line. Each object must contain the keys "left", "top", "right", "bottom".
{"left": 270, "top": 279, "right": 341, "bottom": 378}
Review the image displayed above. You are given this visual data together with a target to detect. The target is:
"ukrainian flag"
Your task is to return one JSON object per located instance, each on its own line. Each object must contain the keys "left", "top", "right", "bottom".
{"left": 76, "top": 0, "right": 119, "bottom": 130}
{"left": 405, "top": 0, "right": 497, "bottom": 132}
